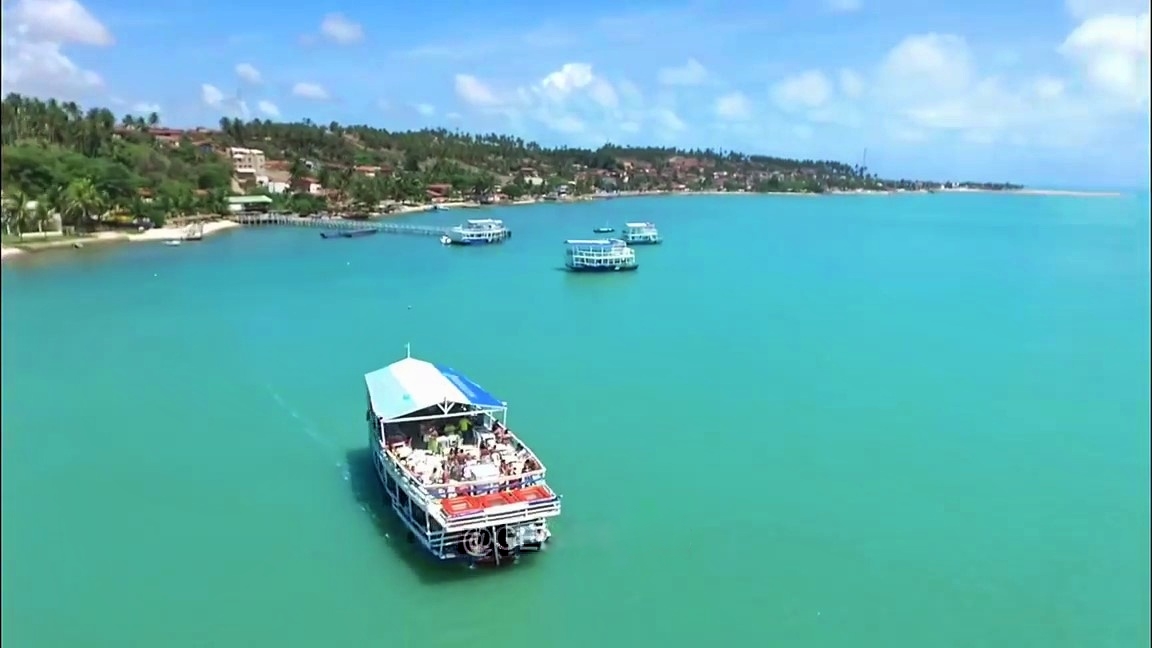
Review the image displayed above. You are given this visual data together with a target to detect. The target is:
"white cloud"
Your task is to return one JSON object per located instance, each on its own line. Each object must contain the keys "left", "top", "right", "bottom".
{"left": 201, "top": 83, "right": 249, "bottom": 117}
{"left": 201, "top": 83, "right": 225, "bottom": 107}
{"left": 6, "top": 0, "right": 113, "bottom": 46}
{"left": 454, "top": 63, "right": 685, "bottom": 142}
{"left": 838, "top": 69, "right": 865, "bottom": 99}
{"left": 455, "top": 74, "right": 502, "bottom": 107}
{"left": 654, "top": 108, "right": 687, "bottom": 132}
{"left": 1032, "top": 76, "right": 1065, "bottom": 100}
{"left": 319, "top": 13, "right": 364, "bottom": 45}
{"left": 657, "top": 58, "right": 708, "bottom": 86}
{"left": 235, "top": 63, "right": 262, "bottom": 84}
{"left": 826, "top": 0, "right": 862, "bottom": 13}
{"left": 131, "top": 102, "right": 161, "bottom": 115}
{"left": 446, "top": 112, "right": 462, "bottom": 120}
{"left": 1065, "top": 0, "right": 1148, "bottom": 20}
{"left": 714, "top": 92, "right": 752, "bottom": 120}
{"left": 860, "top": 12, "right": 1147, "bottom": 150}
{"left": 414, "top": 103, "right": 435, "bottom": 116}
{"left": 772, "top": 70, "right": 833, "bottom": 111}
{"left": 257, "top": 100, "right": 280, "bottom": 118}
{"left": 0, "top": 0, "right": 111, "bottom": 100}
{"left": 292, "top": 82, "right": 330, "bottom": 101}
{"left": 1058, "top": 12, "right": 1149, "bottom": 109}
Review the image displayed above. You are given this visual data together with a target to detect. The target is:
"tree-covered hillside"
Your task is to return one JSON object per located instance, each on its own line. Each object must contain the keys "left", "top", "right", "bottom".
{"left": 0, "top": 93, "right": 1022, "bottom": 236}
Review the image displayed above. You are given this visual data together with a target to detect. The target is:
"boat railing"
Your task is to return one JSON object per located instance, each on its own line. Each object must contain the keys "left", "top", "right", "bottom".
{"left": 423, "top": 469, "right": 548, "bottom": 499}
{"left": 383, "top": 441, "right": 549, "bottom": 502}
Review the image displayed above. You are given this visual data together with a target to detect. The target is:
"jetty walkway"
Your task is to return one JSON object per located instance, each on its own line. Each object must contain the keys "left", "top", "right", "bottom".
{"left": 233, "top": 213, "right": 450, "bottom": 237}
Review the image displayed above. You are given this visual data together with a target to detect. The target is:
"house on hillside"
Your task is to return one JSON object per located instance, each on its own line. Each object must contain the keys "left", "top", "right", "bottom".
{"left": 227, "top": 195, "right": 273, "bottom": 214}
{"left": 426, "top": 184, "right": 453, "bottom": 201}
{"left": 289, "top": 176, "right": 323, "bottom": 195}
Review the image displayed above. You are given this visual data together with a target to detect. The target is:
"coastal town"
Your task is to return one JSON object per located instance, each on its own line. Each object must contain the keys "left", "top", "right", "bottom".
{"left": 2, "top": 93, "right": 1028, "bottom": 256}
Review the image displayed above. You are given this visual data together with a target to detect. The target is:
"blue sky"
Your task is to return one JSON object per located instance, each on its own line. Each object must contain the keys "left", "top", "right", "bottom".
{"left": 2, "top": 0, "right": 1149, "bottom": 186}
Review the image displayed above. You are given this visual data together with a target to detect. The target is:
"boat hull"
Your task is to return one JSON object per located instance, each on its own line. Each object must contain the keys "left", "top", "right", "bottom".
{"left": 566, "top": 264, "right": 639, "bottom": 273}
{"left": 624, "top": 239, "right": 661, "bottom": 245}
{"left": 368, "top": 443, "right": 553, "bottom": 567}
{"left": 448, "top": 238, "right": 505, "bottom": 246}
{"left": 321, "top": 229, "right": 378, "bottom": 239}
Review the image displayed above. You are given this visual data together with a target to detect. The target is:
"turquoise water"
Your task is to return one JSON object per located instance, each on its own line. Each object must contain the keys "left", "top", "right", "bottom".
{"left": 3, "top": 194, "right": 1149, "bottom": 647}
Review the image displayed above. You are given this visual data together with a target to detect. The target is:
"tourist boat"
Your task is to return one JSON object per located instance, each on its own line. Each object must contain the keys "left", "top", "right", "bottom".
{"left": 592, "top": 224, "right": 615, "bottom": 233}
{"left": 320, "top": 228, "right": 379, "bottom": 239}
{"left": 183, "top": 223, "right": 204, "bottom": 241}
{"left": 621, "top": 222, "right": 661, "bottom": 245}
{"left": 364, "top": 350, "right": 560, "bottom": 566}
{"left": 564, "top": 239, "right": 638, "bottom": 272}
{"left": 445, "top": 219, "right": 511, "bottom": 245}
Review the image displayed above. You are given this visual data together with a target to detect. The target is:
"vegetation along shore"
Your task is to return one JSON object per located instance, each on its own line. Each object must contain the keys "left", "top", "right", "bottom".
{"left": 0, "top": 94, "right": 1118, "bottom": 260}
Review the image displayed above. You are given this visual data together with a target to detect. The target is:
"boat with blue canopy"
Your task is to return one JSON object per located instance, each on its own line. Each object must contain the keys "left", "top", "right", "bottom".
{"left": 364, "top": 348, "right": 559, "bottom": 566}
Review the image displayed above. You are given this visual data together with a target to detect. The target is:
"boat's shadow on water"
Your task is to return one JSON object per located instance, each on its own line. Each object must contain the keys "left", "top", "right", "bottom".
{"left": 344, "top": 448, "right": 528, "bottom": 584}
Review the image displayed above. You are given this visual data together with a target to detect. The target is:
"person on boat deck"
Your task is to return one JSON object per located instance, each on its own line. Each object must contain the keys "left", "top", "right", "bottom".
{"left": 458, "top": 416, "right": 471, "bottom": 435}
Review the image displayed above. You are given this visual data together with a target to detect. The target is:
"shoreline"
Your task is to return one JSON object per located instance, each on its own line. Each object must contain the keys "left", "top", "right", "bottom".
{"left": 1, "top": 187, "right": 1129, "bottom": 263}
{"left": 2, "top": 220, "right": 241, "bottom": 261}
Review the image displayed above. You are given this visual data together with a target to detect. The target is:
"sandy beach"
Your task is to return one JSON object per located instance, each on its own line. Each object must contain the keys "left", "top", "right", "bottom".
{"left": 2, "top": 220, "right": 241, "bottom": 262}
{"left": 126, "top": 220, "right": 241, "bottom": 241}
{"left": 939, "top": 187, "right": 1122, "bottom": 197}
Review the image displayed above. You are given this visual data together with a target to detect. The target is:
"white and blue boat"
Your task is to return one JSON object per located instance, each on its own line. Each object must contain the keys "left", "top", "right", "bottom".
{"left": 621, "top": 221, "right": 661, "bottom": 245}
{"left": 564, "top": 238, "right": 638, "bottom": 272}
{"left": 364, "top": 350, "right": 559, "bottom": 566}
{"left": 446, "top": 218, "right": 511, "bottom": 245}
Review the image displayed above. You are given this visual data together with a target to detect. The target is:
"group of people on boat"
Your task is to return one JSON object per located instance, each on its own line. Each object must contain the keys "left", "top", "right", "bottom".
{"left": 384, "top": 416, "right": 542, "bottom": 493}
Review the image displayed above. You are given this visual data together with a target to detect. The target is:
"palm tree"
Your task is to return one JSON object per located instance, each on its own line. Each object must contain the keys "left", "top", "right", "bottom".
{"left": 29, "top": 197, "right": 54, "bottom": 234}
{"left": 2, "top": 189, "right": 32, "bottom": 239}
{"left": 63, "top": 178, "right": 106, "bottom": 232}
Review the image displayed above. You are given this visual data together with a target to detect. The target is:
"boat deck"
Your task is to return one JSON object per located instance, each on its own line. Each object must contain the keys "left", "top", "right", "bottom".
{"left": 381, "top": 418, "right": 544, "bottom": 501}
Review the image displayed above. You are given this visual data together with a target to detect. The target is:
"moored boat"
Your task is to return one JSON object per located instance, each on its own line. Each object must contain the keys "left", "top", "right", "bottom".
{"left": 364, "top": 351, "right": 560, "bottom": 566}
{"left": 320, "top": 228, "right": 379, "bottom": 239}
{"left": 621, "top": 222, "right": 661, "bottom": 245}
{"left": 564, "top": 238, "right": 638, "bottom": 272}
{"left": 446, "top": 219, "right": 510, "bottom": 245}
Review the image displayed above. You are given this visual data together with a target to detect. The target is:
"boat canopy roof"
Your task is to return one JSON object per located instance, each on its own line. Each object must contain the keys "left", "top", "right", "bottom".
{"left": 364, "top": 357, "right": 506, "bottom": 421}
{"left": 624, "top": 222, "right": 654, "bottom": 228}
{"left": 566, "top": 238, "right": 623, "bottom": 246}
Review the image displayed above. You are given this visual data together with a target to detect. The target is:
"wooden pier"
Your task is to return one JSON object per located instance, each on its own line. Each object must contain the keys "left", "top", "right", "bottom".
{"left": 232, "top": 213, "right": 451, "bottom": 237}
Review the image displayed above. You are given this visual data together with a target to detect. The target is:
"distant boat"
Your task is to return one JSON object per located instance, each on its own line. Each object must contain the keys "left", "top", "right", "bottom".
{"left": 444, "top": 219, "right": 510, "bottom": 245}
{"left": 164, "top": 239, "right": 182, "bottom": 247}
{"left": 593, "top": 226, "right": 615, "bottom": 233}
{"left": 320, "top": 228, "right": 379, "bottom": 239}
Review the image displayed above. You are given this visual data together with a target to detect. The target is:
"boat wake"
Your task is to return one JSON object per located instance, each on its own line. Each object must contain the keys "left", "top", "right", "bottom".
{"left": 266, "top": 385, "right": 345, "bottom": 473}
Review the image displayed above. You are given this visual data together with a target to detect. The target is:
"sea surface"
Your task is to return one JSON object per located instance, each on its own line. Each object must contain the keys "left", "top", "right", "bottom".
{"left": 3, "top": 193, "right": 1149, "bottom": 647}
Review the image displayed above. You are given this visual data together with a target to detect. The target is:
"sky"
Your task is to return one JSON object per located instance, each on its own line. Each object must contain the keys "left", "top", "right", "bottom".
{"left": 0, "top": 0, "right": 1149, "bottom": 187}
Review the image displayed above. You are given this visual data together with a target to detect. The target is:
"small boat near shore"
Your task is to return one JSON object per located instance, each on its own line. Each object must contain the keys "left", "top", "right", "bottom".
{"left": 164, "top": 239, "right": 182, "bottom": 247}
{"left": 320, "top": 228, "right": 379, "bottom": 239}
